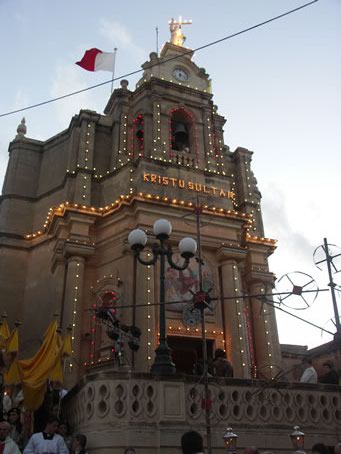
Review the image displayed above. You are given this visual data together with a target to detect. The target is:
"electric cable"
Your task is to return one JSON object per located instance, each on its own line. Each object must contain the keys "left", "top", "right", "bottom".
{"left": 85, "top": 288, "right": 333, "bottom": 335}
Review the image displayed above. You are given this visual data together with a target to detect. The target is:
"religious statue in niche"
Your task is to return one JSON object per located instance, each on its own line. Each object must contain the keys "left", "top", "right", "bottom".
{"left": 165, "top": 254, "right": 214, "bottom": 311}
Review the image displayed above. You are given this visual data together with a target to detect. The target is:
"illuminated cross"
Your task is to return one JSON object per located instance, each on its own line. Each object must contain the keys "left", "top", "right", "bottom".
{"left": 169, "top": 16, "right": 192, "bottom": 47}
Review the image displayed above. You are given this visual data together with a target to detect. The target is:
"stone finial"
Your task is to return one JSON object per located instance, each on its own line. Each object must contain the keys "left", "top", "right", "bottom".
{"left": 120, "top": 79, "right": 129, "bottom": 89}
{"left": 16, "top": 117, "right": 27, "bottom": 138}
{"left": 149, "top": 52, "right": 158, "bottom": 62}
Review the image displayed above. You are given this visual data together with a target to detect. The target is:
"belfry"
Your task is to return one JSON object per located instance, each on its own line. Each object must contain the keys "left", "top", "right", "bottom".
{"left": 1, "top": 20, "right": 339, "bottom": 454}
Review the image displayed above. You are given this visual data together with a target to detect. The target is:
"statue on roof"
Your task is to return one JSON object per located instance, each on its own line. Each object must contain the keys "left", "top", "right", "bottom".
{"left": 169, "top": 16, "right": 192, "bottom": 47}
{"left": 15, "top": 117, "right": 27, "bottom": 139}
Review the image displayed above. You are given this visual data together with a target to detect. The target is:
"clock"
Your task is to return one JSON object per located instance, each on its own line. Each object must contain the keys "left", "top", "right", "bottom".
{"left": 183, "top": 304, "right": 201, "bottom": 327}
{"left": 172, "top": 67, "right": 189, "bottom": 81}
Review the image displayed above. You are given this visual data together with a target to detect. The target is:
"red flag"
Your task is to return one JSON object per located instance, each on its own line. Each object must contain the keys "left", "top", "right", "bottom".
{"left": 76, "top": 48, "right": 115, "bottom": 72}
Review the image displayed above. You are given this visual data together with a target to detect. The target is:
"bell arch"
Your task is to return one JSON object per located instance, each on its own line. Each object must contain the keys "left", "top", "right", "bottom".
{"left": 169, "top": 107, "right": 199, "bottom": 163}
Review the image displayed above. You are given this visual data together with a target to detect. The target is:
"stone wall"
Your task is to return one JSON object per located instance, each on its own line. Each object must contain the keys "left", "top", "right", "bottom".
{"left": 64, "top": 367, "right": 341, "bottom": 454}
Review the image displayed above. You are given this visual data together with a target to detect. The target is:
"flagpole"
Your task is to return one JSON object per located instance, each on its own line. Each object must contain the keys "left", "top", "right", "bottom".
{"left": 156, "top": 27, "right": 159, "bottom": 55}
{"left": 111, "top": 48, "right": 118, "bottom": 94}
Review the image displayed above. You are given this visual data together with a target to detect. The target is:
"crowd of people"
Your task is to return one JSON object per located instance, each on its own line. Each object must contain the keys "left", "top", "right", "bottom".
{"left": 1, "top": 412, "right": 341, "bottom": 453}
{"left": 0, "top": 411, "right": 87, "bottom": 454}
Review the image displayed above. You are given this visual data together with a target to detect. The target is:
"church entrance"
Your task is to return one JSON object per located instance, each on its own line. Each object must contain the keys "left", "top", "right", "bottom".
{"left": 168, "top": 336, "right": 214, "bottom": 375}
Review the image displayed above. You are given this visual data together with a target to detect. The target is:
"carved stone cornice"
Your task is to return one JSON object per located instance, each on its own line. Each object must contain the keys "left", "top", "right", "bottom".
{"left": 63, "top": 238, "right": 95, "bottom": 259}
{"left": 244, "top": 268, "right": 276, "bottom": 286}
{"left": 216, "top": 246, "right": 247, "bottom": 264}
{"left": 51, "top": 237, "right": 95, "bottom": 271}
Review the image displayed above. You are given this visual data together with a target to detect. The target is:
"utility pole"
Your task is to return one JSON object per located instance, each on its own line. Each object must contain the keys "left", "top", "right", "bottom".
{"left": 323, "top": 238, "right": 341, "bottom": 335}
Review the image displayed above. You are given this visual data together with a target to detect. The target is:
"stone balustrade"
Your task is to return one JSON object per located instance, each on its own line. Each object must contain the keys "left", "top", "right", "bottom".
{"left": 63, "top": 366, "right": 341, "bottom": 454}
{"left": 171, "top": 151, "right": 195, "bottom": 167}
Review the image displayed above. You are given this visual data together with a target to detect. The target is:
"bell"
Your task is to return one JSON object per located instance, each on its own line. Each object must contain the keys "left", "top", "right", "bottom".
{"left": 173, "top": 122, "right": 188, "bottom": 141}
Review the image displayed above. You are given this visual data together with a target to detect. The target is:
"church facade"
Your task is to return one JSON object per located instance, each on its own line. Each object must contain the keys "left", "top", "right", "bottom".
{"left": 1, "top": 25, "right": 340, "bottom": 453}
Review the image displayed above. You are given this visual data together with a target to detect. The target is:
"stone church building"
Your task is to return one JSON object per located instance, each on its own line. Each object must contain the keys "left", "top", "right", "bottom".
{"left": 0, "top": 22, "right": 339, "bottom": 454}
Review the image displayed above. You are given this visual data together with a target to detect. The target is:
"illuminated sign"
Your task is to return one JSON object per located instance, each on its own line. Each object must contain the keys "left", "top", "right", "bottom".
{"left": 143, "top": 172, "right": 234, "bottom": 199}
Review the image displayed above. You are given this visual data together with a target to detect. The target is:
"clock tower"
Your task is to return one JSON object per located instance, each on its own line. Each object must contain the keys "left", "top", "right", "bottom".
{"left": 100, "top": 29, "right": 281, "bottom": 378}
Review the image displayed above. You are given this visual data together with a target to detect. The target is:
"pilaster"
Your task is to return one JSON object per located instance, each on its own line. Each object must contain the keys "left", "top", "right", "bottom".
{"left": 245, "top": 275, "right": 282, "bottom": 378}
{"left": 217, "top": 246, "right": 250, "bottom": 378}
{"left": 62, "top": 256, "right": 85, "bottom": 387}
{"left": 133, "top": 250, "right": 156, "bottom": 373}
{"left": 151, "top": 99, "right": 163, "bottom": 160}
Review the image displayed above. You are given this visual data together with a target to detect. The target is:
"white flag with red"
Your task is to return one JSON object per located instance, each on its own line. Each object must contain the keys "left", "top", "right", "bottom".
{"left": 76, "top": 48, "right": 115, "bottom": 72}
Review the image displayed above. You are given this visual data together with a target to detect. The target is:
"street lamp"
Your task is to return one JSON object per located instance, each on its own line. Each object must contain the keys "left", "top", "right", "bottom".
{"left": 290, "top": 426, "right": 305, "bottom": 453}
{"left": 128, "top": 219, "right": 197, "bottom": 375}
{"left": 223, "top": 427, "right": 238, "bottom": 454}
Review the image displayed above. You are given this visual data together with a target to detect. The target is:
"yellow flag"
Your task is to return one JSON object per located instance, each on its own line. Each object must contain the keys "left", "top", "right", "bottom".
{"left": 6, "top": 328, "right": 19, "bottom": 353}
{"left": 0, "top": 319, "right": 10, "bottom": 343}
{"left": 5, "top": 359, "right": 20, "bottom": 385}
{"left": 50, "top": 357, "right": 63, "bottom": 383}
{"left": 4, "top": 319, "right": 69, "bottom": 411}
{"left": 61, "top": 333, "right": 72, "bottom": 357}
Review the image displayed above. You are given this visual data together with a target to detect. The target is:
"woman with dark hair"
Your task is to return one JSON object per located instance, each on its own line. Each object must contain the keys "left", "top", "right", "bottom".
{"left": 7, "top": 408, "right": 25, "bottom": 451}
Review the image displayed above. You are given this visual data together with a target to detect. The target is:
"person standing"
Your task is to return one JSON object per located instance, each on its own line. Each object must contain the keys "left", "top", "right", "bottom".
{"left": 300, "top": 359, "right": 318, "bottom": 384}
{"left": 212, "top": 349, "right": 233, "bottom": 378}
{"left": 57, "top": 422, "right": 72, "bottom": 451}
{"left": 24, "top": 416, "right": 68, "bottom": 454}
{"left": 319, "top": 361, "right": 339, "bottom": 385}
{"left": 0, "top": 421, "right": 21, "bottom": 454}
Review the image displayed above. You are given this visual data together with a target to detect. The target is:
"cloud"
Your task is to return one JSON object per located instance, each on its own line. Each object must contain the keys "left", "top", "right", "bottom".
{"left": 13, "top": 89, "right": 29, "bottom": 111}
{"left": 261, "top": 182, "right": 315, "bottom": 274}
{"left": 50, "top": 64, "right": 96, "bottom": 129}
{"left": 99, "top": 19, "right": 146, "bottom": 64}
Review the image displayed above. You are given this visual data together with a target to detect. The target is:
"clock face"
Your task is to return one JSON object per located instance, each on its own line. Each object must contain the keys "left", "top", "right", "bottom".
{"left": 172, "top": 68, "right": 189, "bottom": 81}
{"left": 183, "top": 304, "right": 201, "bottom": 327}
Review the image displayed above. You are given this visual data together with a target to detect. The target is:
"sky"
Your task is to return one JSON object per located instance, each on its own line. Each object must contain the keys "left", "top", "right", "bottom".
{"left": 0, "top": 0, "right": 340, "bottom": 349}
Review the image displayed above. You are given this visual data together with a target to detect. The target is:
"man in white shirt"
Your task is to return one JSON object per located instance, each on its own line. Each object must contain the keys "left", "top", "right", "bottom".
{"left": 0, "top": 421, "right": 21, "bottom": 454}
{"left": 24, "top": 417, "right": 68, "bottom": 454}
{"left": 300, "top": 358, "right": 318, "bottom": 384}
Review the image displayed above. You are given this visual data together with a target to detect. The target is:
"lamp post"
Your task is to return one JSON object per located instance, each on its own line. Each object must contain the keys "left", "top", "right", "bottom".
{"left": 223, "top": 427, "right": 238, "bottom": 454}
{"left": 128, "top": 219, "right": 197, "bottom": 375}
{"left": 290, "top": 426, "right": 305, "bottom": 453}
